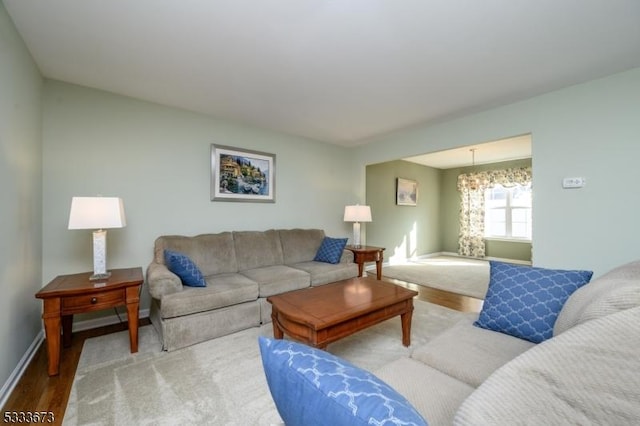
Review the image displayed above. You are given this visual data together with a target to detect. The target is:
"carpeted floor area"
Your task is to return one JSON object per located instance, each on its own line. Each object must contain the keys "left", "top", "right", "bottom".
{"left": 382, "top": 256, "right": 489, "bottom": 299}
{"left": 63, "top": 300, "right": 468, "bottom": 425}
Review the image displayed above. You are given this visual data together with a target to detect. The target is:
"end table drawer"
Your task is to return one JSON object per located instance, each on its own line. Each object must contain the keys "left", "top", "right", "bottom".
{"left": 62, "top": 289, "right": 125, "bottom": 314}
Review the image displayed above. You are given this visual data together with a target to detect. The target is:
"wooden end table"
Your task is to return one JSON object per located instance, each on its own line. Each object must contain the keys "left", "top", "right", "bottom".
{"left": 35, "top": 267, "right": 143, "bottom": 376}
{"left": 268, "top": 276, "right": 418, "bottom": 349}
{"left": 346, "top": 245, "right": 385, "bottom": 280}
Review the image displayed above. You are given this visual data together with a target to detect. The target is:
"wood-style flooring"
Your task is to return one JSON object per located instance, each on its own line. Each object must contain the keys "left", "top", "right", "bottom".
{"left": 2, "top": 277, "right": 482, "bottom": 425}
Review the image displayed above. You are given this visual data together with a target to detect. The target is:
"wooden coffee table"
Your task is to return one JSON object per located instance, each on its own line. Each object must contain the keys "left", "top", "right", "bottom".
{"left": 267, "top": 276, "right": 418, "bottom": 349}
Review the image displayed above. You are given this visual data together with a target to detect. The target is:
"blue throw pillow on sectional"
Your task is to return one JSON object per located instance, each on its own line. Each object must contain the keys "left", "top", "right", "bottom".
{"left": 474, "top": 261, "right": 593, "bottom": 343}
{"left": 313, "top": 237, "right": 348, "bottom": 264}
{"left": 164, "top": 249, "right": 206, "bottom": 287}
{"left": 258, "top": 336, "right": 427, "bottom": 426}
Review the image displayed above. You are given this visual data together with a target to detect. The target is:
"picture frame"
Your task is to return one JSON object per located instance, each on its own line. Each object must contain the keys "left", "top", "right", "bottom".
{"left": 396, "top": 178, "right": 418, "bottom": 206}
{"left": 211, "top": 144, "right": 276, "bottom": 202}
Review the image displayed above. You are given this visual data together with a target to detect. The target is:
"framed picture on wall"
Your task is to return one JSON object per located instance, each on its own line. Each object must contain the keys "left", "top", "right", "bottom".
{"left": 211, "top": 144, "right": 276, "bottom": 202}
{"left": 396, "top": 178, "right": 417, "bottom": 206}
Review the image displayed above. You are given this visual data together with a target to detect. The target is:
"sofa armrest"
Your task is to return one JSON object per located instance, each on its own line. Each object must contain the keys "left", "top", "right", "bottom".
{"left": 146, "top": 262, "right": 182, "bottom": 299}
{"left": 340, "top": 249, "right": 355, "bottom": 264}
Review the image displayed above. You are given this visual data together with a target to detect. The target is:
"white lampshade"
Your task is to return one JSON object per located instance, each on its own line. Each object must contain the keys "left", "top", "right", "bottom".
{"left": 68, "top": 196, "right": 126, "bottom": 280}
{"left": 343, "top": 205, "right": 372, "bottom": 223}
{"left": 68, "top": 197, "right": 126, "bottom": 230}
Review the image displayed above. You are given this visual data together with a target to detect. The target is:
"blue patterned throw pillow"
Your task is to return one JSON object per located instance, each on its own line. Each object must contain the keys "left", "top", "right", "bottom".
{"left": 313, "top": 237, "right": 348, "bottom": 264}
{"left": 258, "top": 337, "right": 427, "bottom": 426}
{"left": 474, "top": 261, "right": 592, "bottom": 343}
{"left": 164, "top": 250, "right": 206, "bottom": 287}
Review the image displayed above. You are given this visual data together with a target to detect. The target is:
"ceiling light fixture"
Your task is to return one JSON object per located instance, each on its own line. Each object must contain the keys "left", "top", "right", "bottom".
{"left": 461, "top": 148, "right": 487, "bottom": 190}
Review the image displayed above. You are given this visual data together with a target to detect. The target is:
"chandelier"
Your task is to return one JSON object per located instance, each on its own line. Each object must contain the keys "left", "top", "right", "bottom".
{"left": 460, "top": 148, "right": 487, "bottom": 190}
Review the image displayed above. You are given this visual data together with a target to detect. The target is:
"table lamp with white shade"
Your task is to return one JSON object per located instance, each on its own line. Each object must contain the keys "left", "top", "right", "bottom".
{"left": 343, "top": 204, "right": 372, "bottom": 248}
{"left": 68, "top": 196, "right": 126, "bottom": 280}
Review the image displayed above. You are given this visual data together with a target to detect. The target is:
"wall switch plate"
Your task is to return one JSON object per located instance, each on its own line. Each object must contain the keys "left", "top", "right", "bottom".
{"left": 562, "top": 177, "right": 586, "bottom": 188}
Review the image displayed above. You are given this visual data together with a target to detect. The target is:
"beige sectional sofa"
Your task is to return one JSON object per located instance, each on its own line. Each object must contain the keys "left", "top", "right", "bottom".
{"left": 146, "top": 229, "right": 358, "bottom": 351}
{"left": 374, "top": 259, "right": 640, "bottom": 425}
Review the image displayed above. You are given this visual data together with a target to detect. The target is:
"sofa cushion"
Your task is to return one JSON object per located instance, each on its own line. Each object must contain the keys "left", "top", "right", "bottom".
{"left": 155, "top": 233, "right": 238, "bottom": 276}
{"left": 411, "top": 314, "right": 535, "bottom": 387}
{"left": 474, "top": 261, "right": 592, "bottom": 343}
{"left": 454, "top": 306, "right": 640, "bottom": 426}
{"left": 233, "top": 230, "right": 284, "bottom": 271}
{"left": 258, "top": 337, "right": 427, "bottom": 426}
{"left": 158, "top": 273, "right": 259, "bottom": 318}
{"left": 164, "top": 250, "right": 206, "bottom": 287}
{"left": 241, "top": 265, "right": 310, "bottom": 297}
{"left": 596, "top": 258, "right": 640, "bottom": 281}
{"left": 554, "top": 259, "right": 640, "bottom": 335}
{"left": 290, "top": 261, "right": 359, "bottom": 286}
{"left": 314, "top": 237, "right": 348, "bottom": 264}
{"left": 375, "top": 357, "right": 474, "bottom": 426}
{"left": 279, "top": 229, "right": 326, "bottom": 264}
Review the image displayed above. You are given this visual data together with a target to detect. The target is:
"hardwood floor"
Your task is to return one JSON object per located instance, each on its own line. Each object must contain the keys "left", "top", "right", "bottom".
{"left": 2, "top": 318, "right": 150, "bottom": 426}
{"left": 387, "top": 277, "right": 484, "bottom": 313}
{"left": 2, "top": 278, "right": 481, "bottom": 425}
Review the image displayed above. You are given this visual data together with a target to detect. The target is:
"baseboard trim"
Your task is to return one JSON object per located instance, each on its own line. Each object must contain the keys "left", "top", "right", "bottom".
{"left": 0, "top": 308, "right": 150, "bottom": 410}
{"left": 0, "top": 330, "right": 44, "bottom": 410}
{"left": 438, "top": 251, "right": 533, "bottom": 265}
{"left": 71, "top": 308, "right": 150, "bottom": 332}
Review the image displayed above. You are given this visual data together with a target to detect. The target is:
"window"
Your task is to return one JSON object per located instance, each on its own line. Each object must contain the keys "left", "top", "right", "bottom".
{"left": 484, "top": 183, "right": 532, "bottom": 240}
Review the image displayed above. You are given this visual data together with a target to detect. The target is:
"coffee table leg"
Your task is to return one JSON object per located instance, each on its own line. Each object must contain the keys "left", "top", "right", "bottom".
{"left": 271, "top": 309, "right": 284, "bottom": 340}
{"left": 401, "top": 303, "right": 414, "bottom": 347}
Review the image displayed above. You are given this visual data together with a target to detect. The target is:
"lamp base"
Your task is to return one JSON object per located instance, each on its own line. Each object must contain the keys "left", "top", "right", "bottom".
{"left": 89, "top": 271, "right": 111, "bottom": 281}
{"left": 352, "top": 222, "right": 361, "bottom": 248}
{"left": 92, "top": 229, "right": 109, "bottom": 280}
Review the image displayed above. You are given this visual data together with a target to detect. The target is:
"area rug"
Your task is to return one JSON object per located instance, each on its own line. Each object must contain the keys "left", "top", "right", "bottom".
{"left": 63, "top": 300, "right": 468, "bottom": 425}
{"left": 383, "top": 256, "right": 489, "bottom": 299}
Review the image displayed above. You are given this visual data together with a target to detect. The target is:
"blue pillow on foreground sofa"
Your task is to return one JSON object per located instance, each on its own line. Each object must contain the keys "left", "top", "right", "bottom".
{"left": 475, "top": 261, "right": 593, "bottom": 343}
{"left": 258, "top": 336, "right": 427, "bottom": 426}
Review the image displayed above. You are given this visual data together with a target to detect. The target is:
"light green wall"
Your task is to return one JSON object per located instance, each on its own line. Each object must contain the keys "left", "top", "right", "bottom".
{"left": 484, "top": 239, "right": 531, "bottom": 262}
{"left": 441, "top": 158, "right": 532, "bottom": 261}
{"left": 42, "top": 81, "right": 359, "bottom": 318}
{"left": 355, "top": 67, "right": 640, "bottom": 277}
{"left": 366, "top": 160, "right": 441, "bottom": 262}
{"left": 0, "top": 3, "right": 43, "bottom": 400}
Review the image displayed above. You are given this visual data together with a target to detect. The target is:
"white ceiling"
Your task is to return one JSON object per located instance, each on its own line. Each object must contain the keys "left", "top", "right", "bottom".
{"left": 5, "top": 1, "right": 640, "bottom": 146}
{"left": 403, "top": 134, "right": 531, "bottom": 169}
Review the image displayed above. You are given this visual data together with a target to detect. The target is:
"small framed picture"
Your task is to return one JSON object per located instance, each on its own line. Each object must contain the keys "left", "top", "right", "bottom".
{"left": 396, "top": 178, "right": 417, "bottom": 206}
{"left": 211, "top": 144, "right": 276, "bottom": 202}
